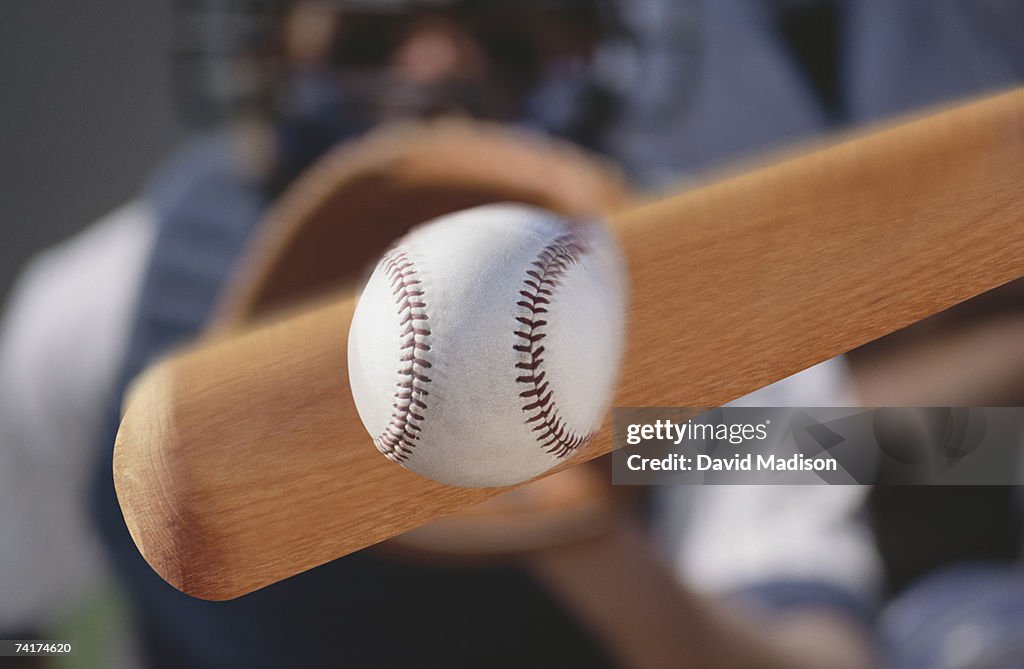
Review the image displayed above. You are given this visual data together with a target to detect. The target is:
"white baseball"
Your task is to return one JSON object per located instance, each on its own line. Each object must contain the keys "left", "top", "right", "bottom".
{"left": 348, "top": 203, "right": 626, "bottom": 487}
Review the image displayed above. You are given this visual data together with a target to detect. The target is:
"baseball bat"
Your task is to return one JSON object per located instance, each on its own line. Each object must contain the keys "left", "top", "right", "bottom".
{"left": 115, "top": 88, "right": 1024, "bottom": 600}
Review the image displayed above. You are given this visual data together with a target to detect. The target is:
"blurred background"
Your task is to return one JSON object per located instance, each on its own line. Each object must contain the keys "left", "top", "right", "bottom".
{"left": 1, "top": 1, "right": 1023, "bottom": 668}
{"left": 0, "top": 1, "right": 182, "bottom": 303}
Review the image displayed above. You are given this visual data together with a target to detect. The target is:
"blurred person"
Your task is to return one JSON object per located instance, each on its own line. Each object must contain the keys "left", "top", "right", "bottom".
{"left": 4, "top": 1, "right": 841, "bottom": 666}
{"left": 1, "top": 1, "right": 1021, "bottom": 668}
{"left": 0, "top": 204, "right": 155, "bottom": 664}
{"left": 663, "top": 3, "right": 1024, "bottom": 669}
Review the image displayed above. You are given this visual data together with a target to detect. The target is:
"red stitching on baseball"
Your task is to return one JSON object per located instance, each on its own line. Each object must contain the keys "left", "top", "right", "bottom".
{"left": 376, "top": 249, "right": 432, "bottom": 462}
{"left": 515, "top": 233, "right": 592, "bottom": 458}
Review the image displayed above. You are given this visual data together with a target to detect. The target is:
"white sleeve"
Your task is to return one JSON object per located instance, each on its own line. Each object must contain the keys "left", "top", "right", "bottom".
{"left": 0, "top": 201, "right": 156, "bottom": 629}
{"left": 656, "top": 358, "right": 883, "bottom": 611}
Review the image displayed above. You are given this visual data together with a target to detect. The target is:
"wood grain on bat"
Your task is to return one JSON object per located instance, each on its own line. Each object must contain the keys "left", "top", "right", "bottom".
{"left": 115, "top": 88, "right": 1024, "bottom": 600}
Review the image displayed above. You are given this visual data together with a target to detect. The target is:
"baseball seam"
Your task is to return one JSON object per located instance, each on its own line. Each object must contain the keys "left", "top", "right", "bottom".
{"left": 376, "top": 249, "right": 432, "bottom": 462}
{"left": 515, "top": 233, "right": 592, "bottom": 458}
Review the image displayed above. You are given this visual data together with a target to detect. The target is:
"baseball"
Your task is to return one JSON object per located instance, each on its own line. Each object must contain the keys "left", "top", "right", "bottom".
{"left": 348, "top": 203, "right": 626, "bottom": 487}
